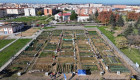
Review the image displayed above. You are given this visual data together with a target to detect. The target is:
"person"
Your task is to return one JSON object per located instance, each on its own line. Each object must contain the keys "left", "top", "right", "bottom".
{"left": 72, "top": 72, "right": 75, "bottom": 77}
{"left": 57, "top": 72, "right": 61, "bottom": 78}
{"left": 49, "top": 73, "right": 52, "bottom": 78}
{"left": 53, "top": 56, "right": 55, "bottom": 60}
{"left": 54, "top": 73, "right": 56, "bottom": 79}
{"left": 51, "top": 72, "right": 54, "bottom": 78}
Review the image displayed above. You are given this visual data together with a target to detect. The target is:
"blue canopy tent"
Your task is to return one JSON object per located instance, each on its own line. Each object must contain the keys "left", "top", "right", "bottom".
{"left": 78, "top": 69, "right": 86, "bottom": 76}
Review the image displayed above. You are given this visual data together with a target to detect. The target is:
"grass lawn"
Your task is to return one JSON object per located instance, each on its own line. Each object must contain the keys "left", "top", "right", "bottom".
{"left": 56, "top": 23, "right": 65, "bottom": 24}
{"left": 121, "top": 48, "right": 140, "bottom": 64}
{"left": 84, "top": 26, "right": 98, "bottom": 28}
{"left": 0, "top": 39, "right": 31, "bottom": 67}
{"left": 0, "top": 39, "right": 15, "bottom": 49}
{"left": 0, "top": 18, "right": 3, "bottom": 20}
{"left": 43, "top": 27, "right": 55, "bottom": 29}
{"left": 98, "top": 26, "right": 115, "bottom": 44}
{"left": 8, "top": 16, "right": 49, "bottom": 23}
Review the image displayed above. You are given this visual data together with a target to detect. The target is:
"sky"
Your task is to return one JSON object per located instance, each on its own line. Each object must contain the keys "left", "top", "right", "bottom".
{"left": 0, "top": 0, "right": 140, "bottom": 4}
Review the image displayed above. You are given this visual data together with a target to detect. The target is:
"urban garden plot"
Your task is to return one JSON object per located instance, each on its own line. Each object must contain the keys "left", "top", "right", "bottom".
{"left": 88, "top": 31, "right": 129, "bottom": 73}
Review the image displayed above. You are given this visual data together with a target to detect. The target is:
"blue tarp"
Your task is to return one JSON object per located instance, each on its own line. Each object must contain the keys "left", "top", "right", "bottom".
{"left": 64, "top": 73, "right": 67, "bottom": 80}
{"left": 78, "top": 69, "right": 86, "bottom": 76}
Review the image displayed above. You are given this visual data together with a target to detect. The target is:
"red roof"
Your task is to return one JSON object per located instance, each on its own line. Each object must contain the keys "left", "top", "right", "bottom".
{"left": 79, "top": 14, "right": 89, "bottom": 16}
{"left": 58, "top": 13, "right": 71, "bottom": 16}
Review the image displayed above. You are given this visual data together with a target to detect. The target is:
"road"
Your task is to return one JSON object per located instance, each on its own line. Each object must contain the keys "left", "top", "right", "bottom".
{"left": 53, "top": 26, "right": 85, "bottom": 30}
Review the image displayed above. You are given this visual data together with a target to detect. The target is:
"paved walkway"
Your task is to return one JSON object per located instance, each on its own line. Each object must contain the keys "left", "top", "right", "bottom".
{"left": 54, "top": 26, "right": 85, "bottom": 30}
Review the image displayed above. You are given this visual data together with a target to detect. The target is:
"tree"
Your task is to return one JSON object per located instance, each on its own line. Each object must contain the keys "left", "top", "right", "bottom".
{"left": 109, "top": 13, "right": 116, "bottom": 31}
{"left": 127, "top": 12, "right": 140, "bottom": 21}
{"left": 97, "top": 11, "right": 112, "bottom": 24}
{"left": 117, "top": 15, "right": 124, "bottom": 27}
{"left": 109, "top": 13, "right": 116, "bottom": 26}
{"left": 139, "top": 28, "right": 140, "bottom": 35}
{"left": 124, "top": 24, "right": 133, "bottom": 37}
{"left": 37, "top": 10, "right": 43, "bottom": 16}
{"left": 115, "top": 36, "right": 128, "bottom": 49}
{"left": 135, "top": 17, "right": 140, "bottom": 29}
{"left": 127, "top": 35, "right": 140, "bottom": 45}
{"left": 60, "top": 12, "right": 63, "bottom": 21}
{"left": 88, "top": 14, "right": 94, "bottom": 21}
{"left": 95, "top": 10, "right": 98, "bottom": 19}
{"left": 70, "top": 10, "right": 78, "bottom": 21}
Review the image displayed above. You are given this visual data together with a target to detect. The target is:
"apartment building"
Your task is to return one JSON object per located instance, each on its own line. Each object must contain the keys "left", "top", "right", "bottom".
{"left": 44, "top": 7, "right": 58, "bottom": 16}
{"left": 24, "top": 8, "right": 42, "bottom": 16}
{"left": 0, "top": 8, "right": 7, "bottom": 18}
{"left": 112, "top": 5, "right": 126, "bottom": 9}
{"left": 6, "top": 8, "right": 24, "bottom": 15}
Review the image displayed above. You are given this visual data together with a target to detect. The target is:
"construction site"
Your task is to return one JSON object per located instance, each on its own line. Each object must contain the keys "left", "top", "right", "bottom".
{"left": 0, "top": 28, "right": 137, "bottom": 80}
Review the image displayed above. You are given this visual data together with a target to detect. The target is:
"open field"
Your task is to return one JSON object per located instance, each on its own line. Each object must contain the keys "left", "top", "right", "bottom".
{"left": 0, "top": 39, "right": 31, "bottom": 67}
{"left": 0, "top": 39, "right": 14, "bottom": 49}
{"left": 8, "top": 16, "right": 54, "bottom": 25}
{"left": 17, "top": 28, "right": 39, "bottom": 37}
{"left": 121, "top": 48, "right": 140, "bottom": 64}
{"left": 8, "top": 16, "right": 49, "bottom": 23}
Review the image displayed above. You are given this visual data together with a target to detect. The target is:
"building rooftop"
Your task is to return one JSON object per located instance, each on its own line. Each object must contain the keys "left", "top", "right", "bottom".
{"left": 0, "top": 22, "right": 23, "bottom": 28}
{"left": 58, "top": 13, "right": 71, "bottom": 16}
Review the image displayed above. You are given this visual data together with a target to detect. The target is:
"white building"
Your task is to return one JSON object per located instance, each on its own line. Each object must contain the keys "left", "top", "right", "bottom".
{"left": 0, "top": 22, "right": 24, "bottom": 34}
{"left": 135, "top": 9, "right": 140, "bottom": 13}
{"left": 24, "top": 8, "right": 41, "bottom": 16}
{"left": 123, "top": 8, "right": 132, "bottom": 12}
{"left": 93, "top": 4, "right": 103, "bottom": 7}
{"left": 6, "top": 8, "right": 24, "bottom": 14}
{"left": 92, "top": 8, "right": 96, "bottom": 14}
{"left": 77, "top": 15, "right": 89, "bottom": 22}
{"left": 54, "top": 12, "right": 71, "bottom": 22}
